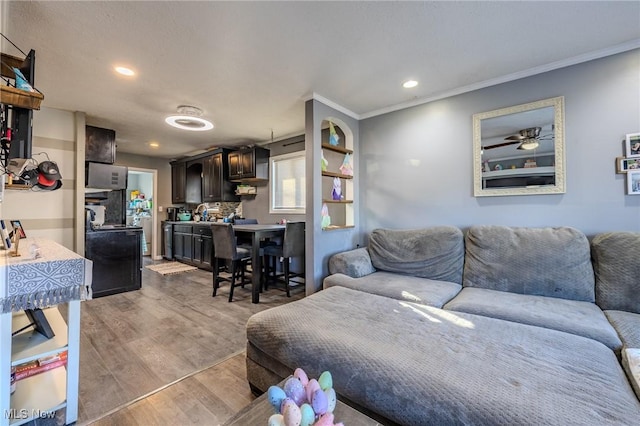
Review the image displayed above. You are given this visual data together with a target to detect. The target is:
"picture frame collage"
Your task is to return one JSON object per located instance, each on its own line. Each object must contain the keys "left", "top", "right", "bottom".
{"left": 617, "top": 133, "right": 640, "bottom": 195}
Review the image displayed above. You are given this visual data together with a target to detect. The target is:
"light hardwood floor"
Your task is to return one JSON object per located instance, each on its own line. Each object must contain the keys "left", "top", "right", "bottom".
{"left": 58, "top": 259, "right": 304, "bottom": 425}
{"left": 88, "top": 352, "right": 253, "bottom": 426}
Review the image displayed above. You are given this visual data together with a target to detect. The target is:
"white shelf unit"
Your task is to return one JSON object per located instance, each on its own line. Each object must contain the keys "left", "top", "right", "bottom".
{"left": 2, "top": 304, "right": 80, "bottom": 426}
{"left": 1, "top": 238, "right": 85, "bottom": 426}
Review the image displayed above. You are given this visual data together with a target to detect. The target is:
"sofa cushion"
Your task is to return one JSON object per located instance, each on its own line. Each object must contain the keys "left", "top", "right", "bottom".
{"left": 444, "top": 287, "right": 622, "bottom": 351}
{"left": 605, "top": 310, "right": 640, "bottom": 349}
{"left": 622, "top": 348, "right": 640, "bottom": 400}
{"left": 592, "top": 232, "right": 640, "bottom": 314}
{"left": 463, "top": 225, "right": 594, "bottom": 301}
{"left": 368, "top": 226, "right": 464, "bottom": 283}
{"left": 327, "top": 247, "right": 376, "bottom": 278}
{"left": 323, "top": 271, "right": 462, "bottom": 308}
{"left": 246, "top": 286, "right": 640, "bottom": 425}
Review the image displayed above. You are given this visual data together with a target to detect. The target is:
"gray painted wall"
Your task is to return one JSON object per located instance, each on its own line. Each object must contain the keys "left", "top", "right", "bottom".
{"left": 359, "top": 49, "right": 640, "bottom": 237}
{"left": 241, "top": 135, "right": 306, "bottom": 224}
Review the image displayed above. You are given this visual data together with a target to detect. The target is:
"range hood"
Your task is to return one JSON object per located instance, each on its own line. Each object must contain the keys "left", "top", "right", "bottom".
{"left": 85, "top": 162, "right": 127, "bottom": 190}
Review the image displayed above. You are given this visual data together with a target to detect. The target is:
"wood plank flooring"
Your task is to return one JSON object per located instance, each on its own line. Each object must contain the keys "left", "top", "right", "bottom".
{"left": 90, "top": 352, "right": 253, "bottom": 426}
{"left": 58, "top": 259, "right": 304, "bottom": 425}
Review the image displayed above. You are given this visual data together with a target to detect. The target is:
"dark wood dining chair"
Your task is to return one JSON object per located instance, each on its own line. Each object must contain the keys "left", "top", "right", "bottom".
{"left": 211, "top": 223, "right": 252, "bottom": 302}
{"left": 262, "top": 221, "right": 305, "bottom": 297}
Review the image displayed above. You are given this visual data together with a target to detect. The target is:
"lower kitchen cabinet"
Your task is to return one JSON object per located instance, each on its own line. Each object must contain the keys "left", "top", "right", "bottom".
{"left": 173, "top": 224, "right": 193, "bottom": 262}
{"left": 171, "top": 223, "right": 213, "bottom": 271}
{"left": 192, "top": 233, "right": 213, "bottom": 270}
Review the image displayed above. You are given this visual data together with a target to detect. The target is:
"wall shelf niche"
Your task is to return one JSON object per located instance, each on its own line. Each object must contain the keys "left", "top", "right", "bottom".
{"left": 320, "top": 122, "right": 354, "bottom": 230}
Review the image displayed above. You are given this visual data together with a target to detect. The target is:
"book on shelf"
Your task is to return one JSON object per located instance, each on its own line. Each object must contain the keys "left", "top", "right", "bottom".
{"left": 14, "top": 350, "right": 68, "bottom": 381}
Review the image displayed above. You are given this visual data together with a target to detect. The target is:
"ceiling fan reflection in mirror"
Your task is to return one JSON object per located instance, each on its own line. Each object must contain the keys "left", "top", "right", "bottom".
{"left": 483, "top": 126, "right": 554, "bottom": 151}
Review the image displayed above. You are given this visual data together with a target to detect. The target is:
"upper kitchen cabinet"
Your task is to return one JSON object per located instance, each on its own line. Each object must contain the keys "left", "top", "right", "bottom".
{"left": 228, "top": 147, "right": 269, "bottom": 182}
{"left": 185, "top": 160, "right": 203, "bottom": 204}
{"left": 203, "top": 150, "right": 238, "bottom": 202}
{"left": 86, "top": 125, "right": 116, "bottom": 164}
{"left": 171, "top": 160, "right": 187, "bottom": 204}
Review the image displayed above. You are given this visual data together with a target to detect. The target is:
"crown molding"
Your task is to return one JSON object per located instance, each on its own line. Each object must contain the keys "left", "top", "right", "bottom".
{"left": 360, "top": 39, "right": 640, "bottom": 120}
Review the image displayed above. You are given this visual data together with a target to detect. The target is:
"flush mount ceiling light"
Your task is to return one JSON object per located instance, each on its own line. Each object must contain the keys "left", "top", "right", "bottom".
{"left": 403, "top": 80, "right": 419, "bottom": 88}
{"left": 114, "top": 66, "right": 135, "bottom": 76}
{"left": 165, "top": 106, "right": 214, "bottom": 131}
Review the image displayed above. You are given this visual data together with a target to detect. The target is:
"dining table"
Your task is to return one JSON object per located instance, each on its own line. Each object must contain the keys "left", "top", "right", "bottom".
{"left": 232, "top": 224, "right": 285, "bottom": 303}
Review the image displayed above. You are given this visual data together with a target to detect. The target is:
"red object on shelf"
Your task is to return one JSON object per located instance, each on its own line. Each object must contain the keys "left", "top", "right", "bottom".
{"left": 14, "top": 351, "right": 68, "bottom": 381}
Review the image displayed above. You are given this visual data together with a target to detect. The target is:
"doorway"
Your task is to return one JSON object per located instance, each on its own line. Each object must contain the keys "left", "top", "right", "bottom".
{"left": 127, "top": 167, "right": 160, "bottom": 259}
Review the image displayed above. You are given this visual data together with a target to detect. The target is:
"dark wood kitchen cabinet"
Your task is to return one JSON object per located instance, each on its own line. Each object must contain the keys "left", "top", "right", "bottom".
{"left": 172, "top": 224, "right": 193, "bottom": 261}
{"left": 191, "top": 225, "right": 213, "bottom": 269}
{"left": 228, "top": 147, "right": 269, "bottom": 181}
{"left": 203, "top": 150, "right": 238, "bottom": 202}
{"left": 171, "top": 161, "right": 187, "bottom": 204}
{"left": 171, "top": 223, "right": 213, "bottom": 270}
{"left": 86, "top": 125, "right": 116, "bottom": 164}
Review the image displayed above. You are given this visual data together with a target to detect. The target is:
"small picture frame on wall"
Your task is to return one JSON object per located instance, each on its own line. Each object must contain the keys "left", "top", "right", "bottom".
{"left": 10, "top": 220, "right": 26, "bottom": 239}
{"left": 0, "top": 220, "right": 11, "bottom": 250}
{"left": 627, "top": 171, "right": 640, "bottom": 195}
{"left": 625, "top": 133, "right": 640, "bottom": 158}
{"left": 616, "top": 157, "right": 640, "bottom": 173}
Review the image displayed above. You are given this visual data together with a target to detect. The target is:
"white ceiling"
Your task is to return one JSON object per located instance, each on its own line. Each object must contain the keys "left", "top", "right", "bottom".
{"left": 2, "top": 1, "right": 639, "bottom": 159}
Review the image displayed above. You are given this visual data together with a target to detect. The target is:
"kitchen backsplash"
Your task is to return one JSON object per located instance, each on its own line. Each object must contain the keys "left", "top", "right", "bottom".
{"left": 184, "top": 201, "right": 240, "bottom": 219}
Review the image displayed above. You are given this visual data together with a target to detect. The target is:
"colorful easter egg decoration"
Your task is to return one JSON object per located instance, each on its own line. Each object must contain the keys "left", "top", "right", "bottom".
{"left": 318, "top": 371, "right": 333, "bottom": 391}
{"left": 283, "top": 377, "right": 306, "bottom": 406}
{"left": 313, "top": 412, "right": 335, "bottom": 426}
{"left": 299, "top": 403, "right": 315, "bottom": 426}
{"left": 293, "top": 368, "right": 309, "bottom": 386}
{"left": 282, "top": 402, "right": 302, "bottom": 426}
{"left": 324, "top": 387, "right": 337, "bottom": 413}
{"left": 268, "top": 413, "right": 285, "bottom": 426}
{"left": 305, "top": 379, "right": 321, "bottom": 403}
{"left": 280, "top": 397, "right": 297, "bottom": 415}
{"left": 268, "top": 386, "right": 287, "bottom": 411}
{"left": 311, "top": 388, "right": 328, "bottom": 415}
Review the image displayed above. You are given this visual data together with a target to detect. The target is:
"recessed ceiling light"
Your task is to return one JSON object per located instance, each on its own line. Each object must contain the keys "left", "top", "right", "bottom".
{"left": 165, "top": 105, "right": 214, "bottom": 132}
{"left": 403, "top": 80, "right": 418, "bottom": 89}
{"left": 149, "top": 142, "right": 159, "bottom": 148}
{"left": 115, "top": 66, "right": 135, "bottom": 76}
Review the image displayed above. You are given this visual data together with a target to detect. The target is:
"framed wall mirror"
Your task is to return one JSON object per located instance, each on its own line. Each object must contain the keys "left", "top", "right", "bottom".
{"left": 473, "top": 96, "right": 565, "bottom": 197}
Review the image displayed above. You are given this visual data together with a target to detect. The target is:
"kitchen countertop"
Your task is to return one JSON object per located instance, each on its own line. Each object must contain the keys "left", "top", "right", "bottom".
{"left": 166, "top": 221, "right": 218, "bottom": 225}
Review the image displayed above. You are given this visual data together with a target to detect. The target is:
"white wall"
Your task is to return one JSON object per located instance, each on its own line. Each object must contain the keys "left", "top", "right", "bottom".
{"left": 1, "top": 107, "right": 82, "bottom": 250}
{"left": 359, "top": 49, "right": 640, "bottom": 237}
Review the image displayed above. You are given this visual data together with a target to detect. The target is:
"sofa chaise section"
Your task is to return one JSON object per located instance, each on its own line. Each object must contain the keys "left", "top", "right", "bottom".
{"left": 592, "top": 231, "right": 640, "bottom": 349}
{"left": 323, "top": 226, "right": 463, "bottom": 307}
{"left": 444, "top": 225, "right": 622, "bottom": 351}
{"left": 246, "top": 286, "right": 640, "bottom": 425}
{"left": 591, "top": 231, "right": 640, "bottom": 398}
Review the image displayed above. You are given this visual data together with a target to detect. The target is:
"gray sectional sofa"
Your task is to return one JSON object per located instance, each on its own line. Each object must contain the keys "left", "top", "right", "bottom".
{"left": 245, "top": 225, "right": 640, "bottom": 425}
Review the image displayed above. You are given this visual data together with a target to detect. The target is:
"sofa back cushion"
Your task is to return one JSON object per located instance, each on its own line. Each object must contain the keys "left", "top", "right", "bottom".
{"left": 368, "top": 226, "right": 464, "bottom": 283}
{"left": 463, "top": 226, "right": 594, "bottom": 301}
{"left": 592, "top": 232, "right": 640, "bottom": 313}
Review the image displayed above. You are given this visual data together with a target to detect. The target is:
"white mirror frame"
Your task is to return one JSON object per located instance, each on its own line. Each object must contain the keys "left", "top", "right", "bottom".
{"left": 473, "top": 96, "right": 565, "bottom": 197}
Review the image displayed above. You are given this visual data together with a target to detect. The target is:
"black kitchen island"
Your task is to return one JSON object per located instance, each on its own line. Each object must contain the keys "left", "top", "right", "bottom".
{"left": 85, "top": 225, "right": 143, "bottom": 298}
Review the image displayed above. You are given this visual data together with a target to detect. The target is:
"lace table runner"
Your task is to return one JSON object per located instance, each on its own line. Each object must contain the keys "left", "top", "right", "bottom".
{"left": 0, "top": 239, "right": 92, "bottom": 313}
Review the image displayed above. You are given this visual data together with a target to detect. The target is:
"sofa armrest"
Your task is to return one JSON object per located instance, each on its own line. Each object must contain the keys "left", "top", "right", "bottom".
{"left": 328, "top": 247, "right": 376, "bottom": 278}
